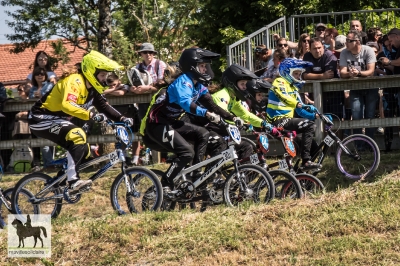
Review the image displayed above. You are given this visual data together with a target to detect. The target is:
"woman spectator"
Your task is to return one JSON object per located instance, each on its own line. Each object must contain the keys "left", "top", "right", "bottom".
{"left": 26, "top": 51, "right": 57, "bottom": 90}
{"left": 324, "top": 28, "right": 339, "bottom": 51}
{"left": 29, "top": 67, "right": 55, "bottom": 99}
{"left": 295, "top": 33, "right": 311, "bottom": 59}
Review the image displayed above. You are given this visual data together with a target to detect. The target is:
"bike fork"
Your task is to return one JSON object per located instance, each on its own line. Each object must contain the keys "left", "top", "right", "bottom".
{"left": 233, "top": 159, "right": 247, "bottom": 191}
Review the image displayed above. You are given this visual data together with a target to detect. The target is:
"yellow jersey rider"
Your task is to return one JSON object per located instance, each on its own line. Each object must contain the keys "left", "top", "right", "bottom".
{"left": 28, "top": 50, "right": 133, "bottom": 193}
{"left": 266, "top": 58, "right": 322, "bottom": 170}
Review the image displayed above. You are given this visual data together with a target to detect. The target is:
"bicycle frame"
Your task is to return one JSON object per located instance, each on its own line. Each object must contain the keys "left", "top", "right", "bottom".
{"left": 173, "top": 144, "right": 239, "bottom": 189}
{"left": 31, "top": 120, "right": 134, "bottom": 204}
{"left": 0, "top": 187, "right": 12, "bottom": 212}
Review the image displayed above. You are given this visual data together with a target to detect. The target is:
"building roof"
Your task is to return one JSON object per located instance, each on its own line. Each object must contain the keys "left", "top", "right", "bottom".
{"left": 0, "top": 39, "right": 87, "bottom": 85}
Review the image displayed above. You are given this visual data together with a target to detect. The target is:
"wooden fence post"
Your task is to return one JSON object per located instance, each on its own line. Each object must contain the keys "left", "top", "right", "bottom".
{"left": 313, "top": 81, "right": 323, "bottom": 143}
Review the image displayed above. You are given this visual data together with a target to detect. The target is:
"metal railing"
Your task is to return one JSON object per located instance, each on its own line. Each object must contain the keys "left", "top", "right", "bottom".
{"left": 226, "top": 16, "right": 286, "bottom": 72}
{"left": 288, "top": 8, "right": 400, "bottom": 42}
{"left": 302, "top": 74, "right": 400, "bottom": 143}
{"left": 0, "top": 94, "right": 152, "bottom": 149}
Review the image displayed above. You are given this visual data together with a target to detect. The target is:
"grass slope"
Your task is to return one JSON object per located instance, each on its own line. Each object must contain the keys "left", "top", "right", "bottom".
{"left": 1, "top": 151, "right": 400, "bottom": 265}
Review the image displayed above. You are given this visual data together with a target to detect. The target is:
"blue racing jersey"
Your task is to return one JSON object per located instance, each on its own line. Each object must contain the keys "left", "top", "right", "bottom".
{"left": 148, "top": 73, "right": 209, "bottom": 123}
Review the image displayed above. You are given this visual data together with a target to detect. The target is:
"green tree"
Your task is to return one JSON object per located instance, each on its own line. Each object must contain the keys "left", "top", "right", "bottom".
{"left": 115, "top": 0, "right": 202, "bottom": 62}
{"left": 0, "top": 0, "right": 114, "bottom": 56}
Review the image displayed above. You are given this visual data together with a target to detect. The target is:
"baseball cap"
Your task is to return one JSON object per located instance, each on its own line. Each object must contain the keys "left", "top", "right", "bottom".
{"left": 366, "top": 41, "right": 379, "bottom": 50}
{"left": 335, "top": 35, "right": 346, "bottom": 52}
{"left": 315, "top": 23, "right": 327, "bottom": 30}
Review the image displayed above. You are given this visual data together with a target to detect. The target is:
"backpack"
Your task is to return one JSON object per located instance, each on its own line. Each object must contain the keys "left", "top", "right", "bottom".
{"left": 9, "top": 146, "right": 34, "bottom": 173}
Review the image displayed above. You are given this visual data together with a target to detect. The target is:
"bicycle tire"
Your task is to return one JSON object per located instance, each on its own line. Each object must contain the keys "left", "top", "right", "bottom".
{"left": 224, "top": 164, "right": 275, "bottom": 207}
{"left": 242, "top": 137, "right": 257, "bottom": 151}
{"left": 269, "top": 169, "right": 303, "bottom": 199}
{"left": 11, "top": 173, "right": 63, "bottom": 218}
{"left": 150, "top": 168, "right": 178, "bottom": 211}
{"left": 335, "top": 134, "right": 380, "bottom": 180}
{"left": 1, "top": 188, "right": 38, "bottom": 228}
{"left": 110, "top": 167, "right": 163, "bottom": 214}
{"left": 282, "top": 173, "right": 324, "bottom": 198}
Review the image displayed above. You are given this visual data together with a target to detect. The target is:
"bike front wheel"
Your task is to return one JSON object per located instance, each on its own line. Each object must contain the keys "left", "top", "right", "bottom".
{"left": 335, "top": 134, "right": 380, "bottom": 180}
{"left": 269, "top": 169, "right": 303, "bottom": 199}
{"left": 224, "top": 164, "right": 275, "bottom": 207}
{"left": 281, "top": 173, "right": 324, "bottom": 198}
{"left": 11, "top": 173, "right": 63, "bottom": 218}
{"left": 1, "top": 188, "right": 38, "bottom": 228}
{"left": 110, "top": 167, "right": 163, "bottom": 214}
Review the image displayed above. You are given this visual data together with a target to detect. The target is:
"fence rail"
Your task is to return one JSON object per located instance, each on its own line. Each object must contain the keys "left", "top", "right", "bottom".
{"left": 288, "top": 8, "right": 400, "bottom": 42}
{"left": 1, "top": 75, "right": 400, "bottom": 149}
{"left": 226, "top": 16, "right": 286, "bottom": 71}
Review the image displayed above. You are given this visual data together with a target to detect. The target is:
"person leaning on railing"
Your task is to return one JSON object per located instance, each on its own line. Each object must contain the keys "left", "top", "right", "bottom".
{"left": 339, "top": 30, "right": 377, "bottom": 140}
{"left": 377, "top": 28, "right": 400, "bottom": 151}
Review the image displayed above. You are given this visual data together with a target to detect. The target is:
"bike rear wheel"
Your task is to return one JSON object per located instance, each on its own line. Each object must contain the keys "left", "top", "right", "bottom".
{"left": 281, "top": 173, "right": 324, "bottom": 198}
{"left": 269, "top": 169, "right": 303, "bottom": 199}
{"left": 1, "top": 188, "right": 38, "bottom": 228}
{"left": 110, "top": 167, "right": 163, "bottom": 214}
{"left": 335, "top": 134, "right": 380, "bottom": 180}
{"left": 224, "top": 164, "right": 275, "bottom": 207}
{"left": 11, "top": 173, "right": 63, "bottom": 218}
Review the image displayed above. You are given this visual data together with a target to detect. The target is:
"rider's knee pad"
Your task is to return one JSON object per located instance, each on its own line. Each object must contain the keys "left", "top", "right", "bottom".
{"left": 65, "top": 128, "right": 87, "bottom": 145}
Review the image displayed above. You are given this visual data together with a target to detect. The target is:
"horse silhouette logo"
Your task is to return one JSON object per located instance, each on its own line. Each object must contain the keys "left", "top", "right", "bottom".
{"left": 7, "top": 214, "right": 51, "bottom": 258}
{"left": 11, "top": 215, "right": 47, "bottom": 248}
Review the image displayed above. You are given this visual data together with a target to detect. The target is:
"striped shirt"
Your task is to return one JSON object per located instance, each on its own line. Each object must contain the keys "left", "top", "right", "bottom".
{"left": 136, "top": 58, "right": 167, "bottom": 84}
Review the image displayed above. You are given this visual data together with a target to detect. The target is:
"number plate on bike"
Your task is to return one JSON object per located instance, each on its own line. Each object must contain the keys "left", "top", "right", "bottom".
{"left": 109, "top": 151, "right": 119, "bottom": 165}
{"left": 249, "top": 154, "right": 259, "bottom": 165}
{"left": 323, "top": 135, "right": 335, "bottom": 147}
{"left": 278, "top": 159, "right": 288, "bottom": 170}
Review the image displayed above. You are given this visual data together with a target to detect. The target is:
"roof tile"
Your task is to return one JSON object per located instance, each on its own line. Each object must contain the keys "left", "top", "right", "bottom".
{"left": 0, "top": 39, "right": 87, "bottom": 84}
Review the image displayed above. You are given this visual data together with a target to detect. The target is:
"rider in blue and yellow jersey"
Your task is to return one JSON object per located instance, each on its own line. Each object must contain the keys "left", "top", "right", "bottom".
{"left": 266, "top": 58, "right": 322, "bottom": 169}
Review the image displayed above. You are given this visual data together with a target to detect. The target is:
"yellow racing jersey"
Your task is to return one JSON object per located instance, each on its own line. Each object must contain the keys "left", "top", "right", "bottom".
{"left": 211, "top": 87, "right": 263, "bottom": 127}
{"left": 30, "top": 73, "right": 122, "bottom": 122}
{"left": 266, "top": 77, "right": 301, "bottom": 122}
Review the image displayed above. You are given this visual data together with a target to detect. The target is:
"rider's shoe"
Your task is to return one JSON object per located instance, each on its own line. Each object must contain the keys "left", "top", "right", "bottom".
{"left": 301, "top": 161, "right": 322, "bottom": 170}
{"left": 161, "top": 177, "right": 174, "bottom": 193}
{"left": 69, "top": 179, "right": 92, "bottom": 194}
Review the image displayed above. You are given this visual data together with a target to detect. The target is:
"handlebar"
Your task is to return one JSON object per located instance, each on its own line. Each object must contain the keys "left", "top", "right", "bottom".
{"left": 302, "top": 106, "right": 334, "bottom": 126}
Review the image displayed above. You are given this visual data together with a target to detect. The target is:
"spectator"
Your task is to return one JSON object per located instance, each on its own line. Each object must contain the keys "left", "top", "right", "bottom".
{"left": 324, "top": 28, "right": 339, "bottom": 51}
{"left": 367, "top": 27, "right": 383, "bottom": 43}
{"left": 350, "top": 20, "right": 368, "bottom": 44}
{"left": 276, "top": 37, "right": 293, "bottom": 59}
{"left": 379, "top": 28, "right": 400, "bottom": 151}
{"left": 129, "top": 42, "right": 167, "bottom": 165}
{"left": 379, "top": 28, "right": 400, "bottom": 75}
{"left": 339, "top": 30, "right": 377, "bottom": 140}
{"left": 103, "top": 73, "right": 130, "bottom": 96}
{"left": 254, "top": 44, "right": 274, "bottom": 71}
{"left": 260, "top": 49, "right": 286, "bottom": 83}
{"left": 26, "top": 51, "right": 57, "bottom": 90}
{"left": 315, "top": 23, "right": 326, "bottom": 42}
{"left": 295, "top": 33, "right": 311, "bottom": 59}
{"left": 303, "top": 38, "right": 342, "bottom": 118}
{"left": 29, "top": 67, "right": 55, "bottom": 99}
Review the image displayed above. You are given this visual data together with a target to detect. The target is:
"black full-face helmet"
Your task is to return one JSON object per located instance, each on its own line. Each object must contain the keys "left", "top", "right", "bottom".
{"left": 178, "top": 48, "right": 220, "bottom": 86}
{"left": 246, "top": 78, "right": 271, "bottom": 112}
{"left": 221, "top": 64, "right": 259, "bottom": 101}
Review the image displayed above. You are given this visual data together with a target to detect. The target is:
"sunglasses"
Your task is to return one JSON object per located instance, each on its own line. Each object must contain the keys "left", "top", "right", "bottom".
{"left": 377, "top": 34, "right": 383, "bottom": 37}
{"left": 302, "top": 39, "right": 310, "bottom": 43}
{"left": 316, "top": 28, "right": 325, "bottom": 32}
{"left": 35, "top": 73, "right": 45, "bottom": 76}
{"left": 346, "top": 38, "right": 359, "bottom": 43}
{"left": 278, "top": 43, "right": 288, "bottom": 47}
{"left": 141, "top": 51, "right": 154, "bottom": 55}
{"left": 38, "top": 57, "right": 48, "bottom": 61}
